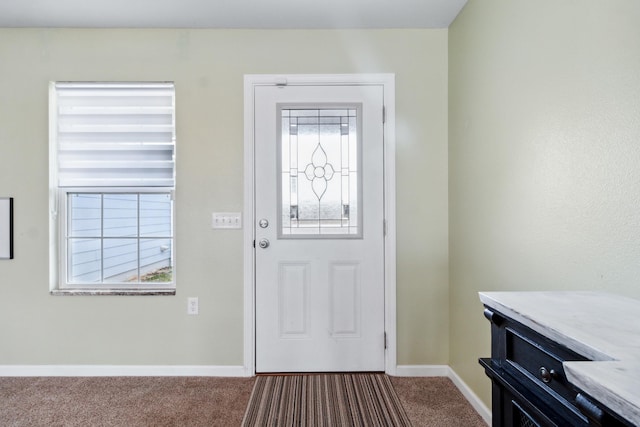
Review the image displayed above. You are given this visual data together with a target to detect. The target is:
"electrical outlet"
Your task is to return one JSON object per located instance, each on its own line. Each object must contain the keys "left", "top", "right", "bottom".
{"left": 212, "top": 212, "right": 242, "bottom": 229}
{"left": 187, "top": 297, "right": 199, "bottom": 315}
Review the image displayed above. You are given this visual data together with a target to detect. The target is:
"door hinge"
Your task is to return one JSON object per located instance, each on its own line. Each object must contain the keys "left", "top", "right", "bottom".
{"left": 382, "top": 106, "right": 386, "bottom": 124}
{"left": 383, "top": 219, "right": 387, "bottom": 237}
{"left": 384, "top": 332, "right": 388, "bottom": 349}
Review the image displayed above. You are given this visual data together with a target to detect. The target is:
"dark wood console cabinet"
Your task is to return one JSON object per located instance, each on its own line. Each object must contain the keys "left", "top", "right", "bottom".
{"left": 479, "top": 307, "right": 634, "bottom": 427}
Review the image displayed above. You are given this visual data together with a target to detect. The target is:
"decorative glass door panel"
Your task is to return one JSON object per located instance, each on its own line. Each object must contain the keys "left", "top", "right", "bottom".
{"left": 278, "top": 105, "right": 362, "bottom": 238}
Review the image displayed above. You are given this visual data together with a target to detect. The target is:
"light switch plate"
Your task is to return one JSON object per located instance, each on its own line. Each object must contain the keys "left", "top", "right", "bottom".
{"left": 187, "top": 297, "right": 199, "bottom": 315}
{"left": 212, "top": 212, "right": 242, "bottom": 229}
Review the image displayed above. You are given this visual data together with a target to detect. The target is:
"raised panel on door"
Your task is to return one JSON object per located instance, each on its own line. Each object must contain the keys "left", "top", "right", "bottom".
{"left": 278, "top": 262, "right": 309, "bottom": 338}
{"left": 329, "top": 262, "right": 361, "bottom": 338}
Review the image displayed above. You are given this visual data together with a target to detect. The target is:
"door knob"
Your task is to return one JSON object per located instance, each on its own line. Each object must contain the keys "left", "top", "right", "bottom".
{"left": 258, "top": 238, "right": 270, "bottom": 249}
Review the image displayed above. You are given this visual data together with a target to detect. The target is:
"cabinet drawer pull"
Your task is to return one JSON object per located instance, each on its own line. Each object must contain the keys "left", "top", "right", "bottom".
{"left": 539, "top": 366, "right": 556, "bottom": 383}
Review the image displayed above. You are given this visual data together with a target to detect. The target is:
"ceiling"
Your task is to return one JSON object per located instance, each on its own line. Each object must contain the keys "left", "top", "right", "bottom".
{"left": 0, "top": 0, "right": 467, "bottom": 29}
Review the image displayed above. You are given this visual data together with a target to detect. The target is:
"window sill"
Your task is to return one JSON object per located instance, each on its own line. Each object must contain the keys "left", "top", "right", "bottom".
{"left": 50, "top": 288, "right": 176, "bottom": 296}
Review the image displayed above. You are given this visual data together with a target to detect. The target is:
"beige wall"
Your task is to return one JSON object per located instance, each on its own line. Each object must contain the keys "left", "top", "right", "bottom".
{"left": 0, "top": 29, "right": 449, "bottom": 366}
{"left": 449, "top": 0, "right": 640, "bottom": 405}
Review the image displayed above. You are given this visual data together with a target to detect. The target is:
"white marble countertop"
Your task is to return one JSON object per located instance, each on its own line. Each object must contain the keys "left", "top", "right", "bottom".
{"left": 479, "top": 291, "right": 640, "bottom": 426}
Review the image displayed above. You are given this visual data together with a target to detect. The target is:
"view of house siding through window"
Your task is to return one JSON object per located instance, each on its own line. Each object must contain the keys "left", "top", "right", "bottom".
{"left": 68, "top": 193, "right": 172, "bottom": 283}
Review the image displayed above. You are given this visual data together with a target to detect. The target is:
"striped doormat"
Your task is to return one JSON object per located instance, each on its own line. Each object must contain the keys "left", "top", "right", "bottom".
{"left": 241, "top": 373, "right": 412, "bottom": 426}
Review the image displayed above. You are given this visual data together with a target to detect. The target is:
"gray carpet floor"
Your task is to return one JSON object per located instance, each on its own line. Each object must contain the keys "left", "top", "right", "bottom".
{"left": 0, "top": 376, "right": 486, "bottom": 426}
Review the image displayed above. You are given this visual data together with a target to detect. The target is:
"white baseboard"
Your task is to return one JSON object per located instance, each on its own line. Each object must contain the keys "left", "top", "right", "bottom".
{"left": 394, "top": 365, "right": 491, "bottom": 426}
{"left": 446, "top": 367, "right": 492, "bottom": 426}
{"left": 394, "top": 364, "right": 450, "bottom": 377}
{"left": 0, "top": 365, "right": 248, "bottom": 377}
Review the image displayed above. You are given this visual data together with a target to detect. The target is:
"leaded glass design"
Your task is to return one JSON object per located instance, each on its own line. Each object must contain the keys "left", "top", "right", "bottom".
{"left": 280, "top": 106, "right": 361, "bottom": 237}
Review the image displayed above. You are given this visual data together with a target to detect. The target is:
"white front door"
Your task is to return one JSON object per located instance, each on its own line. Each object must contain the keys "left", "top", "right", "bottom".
{"left": 254, "top": 83, "right": 386, "bottom": 372}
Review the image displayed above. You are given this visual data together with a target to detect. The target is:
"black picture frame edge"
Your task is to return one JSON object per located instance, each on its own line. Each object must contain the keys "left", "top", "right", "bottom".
{"left": 9, "top": 197, "right": 13, "bottom": 259}
{"left": 1, "top": 197, "right": 13, "bottom": 260}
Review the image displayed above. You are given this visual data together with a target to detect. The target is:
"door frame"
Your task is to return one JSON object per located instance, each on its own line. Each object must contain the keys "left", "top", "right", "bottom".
{"left": 243, "top": 74, "right": 396, "bottom": 376}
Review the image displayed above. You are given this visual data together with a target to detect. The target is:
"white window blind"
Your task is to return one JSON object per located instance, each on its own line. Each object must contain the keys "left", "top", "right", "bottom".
{"left": 53, "top": 82, "right": 175, "bottom": 188}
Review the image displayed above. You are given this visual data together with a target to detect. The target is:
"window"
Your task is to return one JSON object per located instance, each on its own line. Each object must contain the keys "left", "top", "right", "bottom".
{"left": 50, "top": 82, "right": 175, "bottom": 293}
{"left": 278, "top": 106, "right": 362, "bottom": 238}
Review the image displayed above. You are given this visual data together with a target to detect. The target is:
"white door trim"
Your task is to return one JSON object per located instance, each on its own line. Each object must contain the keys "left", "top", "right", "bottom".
{"left": 243, "top": 74, "right": 396, "bottom": 376}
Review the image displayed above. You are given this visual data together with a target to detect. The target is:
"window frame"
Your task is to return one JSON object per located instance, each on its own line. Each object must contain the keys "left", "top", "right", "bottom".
{"left": 49, "top": 82, "right": 176, "bottom": 295}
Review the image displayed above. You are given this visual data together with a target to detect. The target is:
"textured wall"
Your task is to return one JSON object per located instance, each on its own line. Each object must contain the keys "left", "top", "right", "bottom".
{"left": 0, "top": 29, "right": 449, "bottom": 366}
{"left": 449, "top": 0, "right": 640, "bottom": 405}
